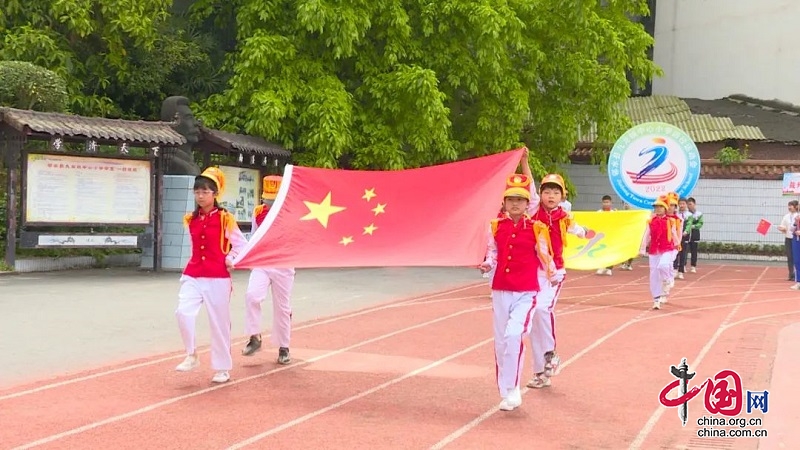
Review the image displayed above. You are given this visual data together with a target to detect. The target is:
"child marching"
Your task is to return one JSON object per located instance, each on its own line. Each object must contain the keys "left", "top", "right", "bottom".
{"left": 674, "top": 197, "right": 691, "bottom": 280}
{"left": 596, "top": 195, "right": 617, "bottom": 276}
{"left": 640, "top": 195, "right": 679, "bottom": 310}
{"left": 175, "top": 167, "right": 247, "bottom": 383}
{"left": 665, "top": 192, "right": 681, "bottom": 288}
{"left": 526, "top": 173, "right": 586, "bottom": 390}
{"left": 242, "top": 175, "right": 296, "bottom": 364}
{"left": 480, "top": 173, "right": 556, "bottom": 411}
{"left": 514, "top": 148, "right": 586, "bottom": 389}
{"left": 685, "top": 197, "right": 704, "bottom": 273}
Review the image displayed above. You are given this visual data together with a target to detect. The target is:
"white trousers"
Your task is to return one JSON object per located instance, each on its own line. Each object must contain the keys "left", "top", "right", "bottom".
{"left": 244, "top": 268, "right": 295, "bottom": 348}
{"left": 176, "top": 275, "right": 233, "bottom": 371}
{"left": 649, "top": 253, "right": 673, "bottom": 298}
{"left": 530, "top": 274, "right": 564, "bottom": 374}
{"left": 492, "top": 290, "right": 537, "bottom": 397}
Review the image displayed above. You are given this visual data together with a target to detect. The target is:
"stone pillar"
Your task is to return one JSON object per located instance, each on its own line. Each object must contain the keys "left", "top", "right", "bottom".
{"left": 140, "top": 176, "right": 195, "bottom": 270}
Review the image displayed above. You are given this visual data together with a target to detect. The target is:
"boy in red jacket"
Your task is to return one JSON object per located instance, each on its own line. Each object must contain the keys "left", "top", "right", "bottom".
{"left": 511, "top": 149, "right": 587, "bottom": 389}
{"left": 480, "top": 173, "right": 555, "bottom": 411}
{"left": 640, "top": 195, "right": 679, "bottom": 310}
{"left": 242, "top": 175, "right": 296, "bottom": 365}
{"left": 526, "top": 173, "right": 587, "bottom": 389}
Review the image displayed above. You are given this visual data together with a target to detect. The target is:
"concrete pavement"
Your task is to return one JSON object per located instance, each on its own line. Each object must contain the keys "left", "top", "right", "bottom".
{"left": 0, "top": 266, "right": 484, "bottom": 389}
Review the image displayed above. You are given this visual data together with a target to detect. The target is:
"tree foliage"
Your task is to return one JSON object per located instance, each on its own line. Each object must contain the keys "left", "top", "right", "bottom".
{"left": 0, "top": 61, "right": 69, "bottom": 112}
{"left": 196, "top": 0, "right": 660, "bottom": 170}
{"left": 0, "top": 0, "right": 227, "bottom": 119}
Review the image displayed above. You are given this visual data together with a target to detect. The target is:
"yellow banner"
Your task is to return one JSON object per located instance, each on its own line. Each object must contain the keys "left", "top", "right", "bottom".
{"left": 563, "top": 210, "right": 651, "bottom": 270}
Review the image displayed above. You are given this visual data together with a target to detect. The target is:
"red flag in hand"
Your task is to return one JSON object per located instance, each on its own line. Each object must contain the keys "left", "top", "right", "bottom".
{"left": 233, "top": 149, "right": 525, "bottom": 268}
{"left": 756, "top": 219, "right": 771, "bottom": 236}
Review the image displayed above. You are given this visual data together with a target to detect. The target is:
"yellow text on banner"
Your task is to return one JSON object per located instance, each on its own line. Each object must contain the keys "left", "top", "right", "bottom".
{"left": 563, "top": 210, "right": 651, "bottom": 270}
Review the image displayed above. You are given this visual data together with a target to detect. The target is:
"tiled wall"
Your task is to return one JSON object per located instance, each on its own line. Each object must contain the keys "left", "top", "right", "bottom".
{"left": 140, "top": 176, "right": 196, "bottom": 270}
{"left": 560, "top": 164, "right": 791, "bottom": 246}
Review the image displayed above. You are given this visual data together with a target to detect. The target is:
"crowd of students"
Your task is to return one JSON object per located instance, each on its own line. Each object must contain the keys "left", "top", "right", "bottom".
{"left": 594, "top": 194, "right": 703, "bottom": 279}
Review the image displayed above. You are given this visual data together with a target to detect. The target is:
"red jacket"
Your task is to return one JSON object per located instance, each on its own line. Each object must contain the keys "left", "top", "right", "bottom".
{"left": 254, "top": 204, "right": 270, "bottom": 228}
{"left": 488, "top": 216, "right": 555, "bottom": 292}
{"left": 531, "top": 207, "right": 570, "bottom": 270}
{"left": 182, "top": 208, "right": 245, "bottom": 278}
{"left": 645, "top": 215, "right": 675, "bottom": 255}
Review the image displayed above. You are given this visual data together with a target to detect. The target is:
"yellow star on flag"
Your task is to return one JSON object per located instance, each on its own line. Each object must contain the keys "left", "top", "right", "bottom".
{"left": 362, "top": 188, "right": 376, "bottom": 202}
{"left": 363, "top": 223, "right": 378, "bottom": 235}
{"left": 339, "top": 236, "right": 354, "bottom": 246}
{"left": 371, "top": 203, "right": 386, "bottom": 216}
{"left": 300, "top": 192, "right": 346, "bottom": 228}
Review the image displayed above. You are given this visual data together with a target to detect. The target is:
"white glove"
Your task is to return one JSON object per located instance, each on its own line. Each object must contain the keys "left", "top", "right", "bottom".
{"left": 550, "top": 269, "right": 566, "bottom": 284}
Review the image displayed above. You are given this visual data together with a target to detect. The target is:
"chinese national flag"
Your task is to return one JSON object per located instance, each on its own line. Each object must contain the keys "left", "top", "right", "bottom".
{"left": 232, "top": 149, "right": 525, "bottom": 268}
{"left": 756, "top": 219, "right": 771, "bottom": 236}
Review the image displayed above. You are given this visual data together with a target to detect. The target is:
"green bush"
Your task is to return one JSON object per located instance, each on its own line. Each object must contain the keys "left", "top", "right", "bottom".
{"left": 0, "top": 60, "right": 69, "bottom": 112}
{"left": 714, "top": 144, "right": 750, "bottom": 166}
{"left": 698, "top": 241, "right": 784, "bottom": 257}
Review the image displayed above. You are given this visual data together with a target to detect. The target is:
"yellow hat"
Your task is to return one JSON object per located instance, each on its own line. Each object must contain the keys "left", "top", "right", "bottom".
{"left": 652, "top": 195, "right": 669, "bottom": 209}
{"left": 503, "top": 174, "right": 532, "bottom": 200}
{"left": 262, "top": 175, "right": 282, "bottom": 200}
{"left": 196, "top": 167, "right": 226, "bottom": 198}
{"left": 540, "top": 173, "right": 567, "bottom": 194}
{"left": 666, "top": 192, "right": 679, "bottom": 205}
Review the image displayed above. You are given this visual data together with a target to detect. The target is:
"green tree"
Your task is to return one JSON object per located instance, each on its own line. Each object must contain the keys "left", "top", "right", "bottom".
{"left": 0, "top": 0, "right": 225, "bottom": 119}
{"left": 195, "top": 0, "right": 660, "bottom": 170}
{"left": 0, "top": 61, "right": 69, "bottom": 112}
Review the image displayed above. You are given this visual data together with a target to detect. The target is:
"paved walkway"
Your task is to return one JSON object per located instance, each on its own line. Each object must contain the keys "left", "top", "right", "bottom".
{"left": 0, "top": 267, "right": 483, "bottom": 388}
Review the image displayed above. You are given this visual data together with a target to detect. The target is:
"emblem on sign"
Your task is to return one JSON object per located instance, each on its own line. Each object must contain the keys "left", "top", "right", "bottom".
{"left": 607, "top": 122, "right": 701, "bottom": 209}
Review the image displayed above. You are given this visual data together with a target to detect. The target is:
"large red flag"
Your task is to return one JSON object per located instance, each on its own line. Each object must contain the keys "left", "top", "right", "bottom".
{"left": 232, "top": 149, "right": 525, "bottom": 268}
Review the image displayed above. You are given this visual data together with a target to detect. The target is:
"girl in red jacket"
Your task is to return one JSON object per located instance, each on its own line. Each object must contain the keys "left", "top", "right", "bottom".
{"left": 639, "top": 195, "right": 679, "bottom": 310}
{"left": 175, "top": 167, "right": 247, "bottom": 383}
{"left": 480, "top": 173, "right": 556, "bottom": 411}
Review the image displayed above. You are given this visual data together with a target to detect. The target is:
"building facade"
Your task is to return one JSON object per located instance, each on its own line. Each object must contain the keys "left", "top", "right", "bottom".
{"left": 650, "top": 0, "right": 800, "bottom": 106}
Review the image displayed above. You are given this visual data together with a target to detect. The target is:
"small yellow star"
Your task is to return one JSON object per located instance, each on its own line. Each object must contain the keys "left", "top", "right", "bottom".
{"left": 339, "top": 236, "right": 354, "bottom": 246}
{"left": 300, "top": 192, "right": 346, "bottom": 228}
{"left": 371, "top": 203, "right": 386, "bottom": 216}
{"left": 362, "top": 188, "right": 376, "bottom": 202}
{"left": 363, "top": 223, "right": 378, "bottom": 235}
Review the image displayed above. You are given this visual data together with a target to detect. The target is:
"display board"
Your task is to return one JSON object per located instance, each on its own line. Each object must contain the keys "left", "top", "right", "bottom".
{"left": 24, "top": 153, "right": 152, "bottom": 225}
{"left": 782, "top": 173, "right": 800, "bottom": 196}
{"left": 216, "top": 165, "right": 261, "bottom": 223}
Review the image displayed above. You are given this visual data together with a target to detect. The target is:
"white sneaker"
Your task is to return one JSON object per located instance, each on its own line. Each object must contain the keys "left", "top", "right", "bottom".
{"left": 652, "top": 300, "right": 661, "bottom": 310}
{"left": 790, "top": 283, "right": 800, "bottom": 291}
{"left": 606, "top": 269, "right": 613, "bottom": 276}
{"left": 527, "top": 374, "right": 551, "bottom": 389}
{"left": 596, "top": 269, "right": 605, "bottom": 275}
{"left": 175, "top": 355, "right": 199, "bottom": 372}
{"left": 211, "top": 371, "right": 230, "bottom": 383}
{"left": 677, "top": 272, "right": 684, "bottom": 280}
{"left": 690, "top": 267, "right": 696, "bottom": 273}
{"left": 499, "top": 387, "right": 522, "bottom": 411}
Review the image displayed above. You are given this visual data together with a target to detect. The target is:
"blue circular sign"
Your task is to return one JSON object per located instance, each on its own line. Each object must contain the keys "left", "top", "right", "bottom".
{"left": 607, "top": 122, "right": 701, "bottom": 210}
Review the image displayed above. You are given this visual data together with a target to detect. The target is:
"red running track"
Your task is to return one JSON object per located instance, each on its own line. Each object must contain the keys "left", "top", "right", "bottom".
{"left": 1, "top": 264, "right": 798, "bottom": 449}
